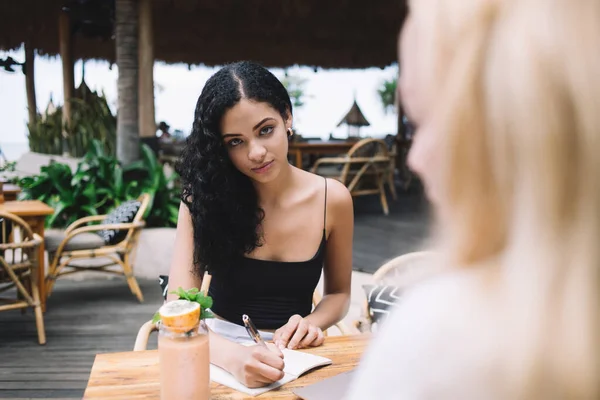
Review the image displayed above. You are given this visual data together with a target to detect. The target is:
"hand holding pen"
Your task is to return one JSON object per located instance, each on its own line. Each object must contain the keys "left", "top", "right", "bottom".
{"left": 225, "top": 314, "right": 284, "bottom": 388}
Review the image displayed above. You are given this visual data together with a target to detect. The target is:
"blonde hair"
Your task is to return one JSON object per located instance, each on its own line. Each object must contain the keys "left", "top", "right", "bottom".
{"left": 408, "top": 0, "right": 600, "bottom": 397}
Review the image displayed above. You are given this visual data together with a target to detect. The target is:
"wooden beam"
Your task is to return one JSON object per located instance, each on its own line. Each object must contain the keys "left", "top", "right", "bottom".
{"left": 24, "top": 43, "right": 37, "bottom": 126}
{"left": 138, "top": 0, "right": 156, "bottom": 139}
{"left": 58, "top": 10, "right": 74, "bottom": 155}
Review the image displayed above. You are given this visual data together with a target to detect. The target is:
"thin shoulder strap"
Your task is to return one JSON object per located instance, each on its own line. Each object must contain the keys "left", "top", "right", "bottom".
{"left": 323, "top": 177, "right": 328, "bottom": 232}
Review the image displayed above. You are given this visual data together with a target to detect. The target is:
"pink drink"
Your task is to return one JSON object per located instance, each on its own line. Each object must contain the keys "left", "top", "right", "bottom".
{"left": 158, "top": 321, "right": 210, "bottom": 400}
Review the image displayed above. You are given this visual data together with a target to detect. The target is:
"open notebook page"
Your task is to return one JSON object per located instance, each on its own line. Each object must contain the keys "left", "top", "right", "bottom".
{"left": 210, "top": 347, "right": 332, "bottom": 397}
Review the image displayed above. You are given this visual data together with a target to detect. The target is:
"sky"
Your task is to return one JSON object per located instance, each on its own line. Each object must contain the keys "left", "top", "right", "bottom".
{"left": 0, "top": 47, "right": 398, "bottom": 148}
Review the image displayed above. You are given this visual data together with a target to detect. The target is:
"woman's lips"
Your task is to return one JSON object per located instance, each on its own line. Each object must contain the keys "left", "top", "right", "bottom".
{"left": 251, "top": 160, "right": 274, "bottom": 174}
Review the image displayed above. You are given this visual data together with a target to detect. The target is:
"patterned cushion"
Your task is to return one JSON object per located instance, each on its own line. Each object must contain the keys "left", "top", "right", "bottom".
{"left": 98, "top": 200, "right": 141, "bottom": 245}
{"left": 362, "top": 284, "right": 402, "bottom": 326}
{"left": 159, "top": 275, "right": 169, "bottom": 299}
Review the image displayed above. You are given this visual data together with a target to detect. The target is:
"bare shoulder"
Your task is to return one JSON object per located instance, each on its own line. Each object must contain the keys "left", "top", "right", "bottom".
{"left": 324, "top": 177, "right": 352, "bottom": 207}
{"left": 323, "top": 178, "right": 353, "bottom": 234}
{"left": 294, "top": 169, "right": 352, "bottom": 216}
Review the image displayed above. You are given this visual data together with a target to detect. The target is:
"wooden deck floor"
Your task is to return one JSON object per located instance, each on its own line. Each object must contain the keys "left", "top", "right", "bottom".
{"left": 352, "top": 186, "right": 431, "bottom": 273}
{"left": 0, "top": 188, "right": 431, "bottom": 399}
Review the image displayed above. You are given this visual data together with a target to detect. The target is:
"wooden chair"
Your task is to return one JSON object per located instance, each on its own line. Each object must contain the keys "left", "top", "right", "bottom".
{"left": 0, "top": 210, "right": 46, "bottom": 344}
{"left": 45, "top": 193, "right": 151, "bottom": 302}
{"left": 311, "top": 138, "right": 392, "bottom": 215}
{"left": 133, "top": 288, "right": 354, "bottom": 351}
{"left": 383, "top": 135, "right": 398, "bottom": 201}
{"left": 355, "top": 251, "right": 439, "bottom": 332}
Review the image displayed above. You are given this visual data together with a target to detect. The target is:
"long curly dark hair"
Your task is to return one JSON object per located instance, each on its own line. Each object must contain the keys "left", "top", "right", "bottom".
{"left": 176, "top": 61, "right": 293, "bottom": 276}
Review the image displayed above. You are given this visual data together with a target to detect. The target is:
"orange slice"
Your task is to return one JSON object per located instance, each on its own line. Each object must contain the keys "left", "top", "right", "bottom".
{"left": 159, "top": 300, "right": 200, "bottom": 333}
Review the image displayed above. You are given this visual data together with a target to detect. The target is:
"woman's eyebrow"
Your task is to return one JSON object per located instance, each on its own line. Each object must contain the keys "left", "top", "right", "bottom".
{"left": 253, "top": 117, "right": 276, "bottom": 130}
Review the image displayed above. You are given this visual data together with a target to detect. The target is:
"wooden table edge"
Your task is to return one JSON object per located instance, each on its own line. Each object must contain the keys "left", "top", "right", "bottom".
{"left": 83, "top": 334, "right": 371, "bottom": 399}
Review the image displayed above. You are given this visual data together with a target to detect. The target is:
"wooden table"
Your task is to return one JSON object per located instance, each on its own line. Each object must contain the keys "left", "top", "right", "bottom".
{"left": 0, "top": 200, "right": 54, "bottom": 311}
{"left": 83, "top": 334, "right": 370, "bottom": 399}
{"left": 3, "top": 183, "right": 22, "bottom": 201}
{"left": 288, "top": 141, "right": 356, "bottom": 168}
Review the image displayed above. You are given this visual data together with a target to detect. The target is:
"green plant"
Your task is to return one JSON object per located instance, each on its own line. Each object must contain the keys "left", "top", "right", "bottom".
{"left": 280, "top": 72, "right": 309, "bottom": 109}
{"left": 18, "top": 140, "right": 180, "bottom": 229}
{"left": 0, "top": 161, "right": 16, "bottom": 173}
{"left": 27, "top": 81, "right": 116, "bottom": 157}
{"left": 27, "top": 105, "right": 64, "bottom": 155}
{"left": 377, "top": 75, "right": 398, "bottom": 114}
{"left": 18, "top": 161, "right": 99, "bottom": 227}
{"left": 124, "top": 145, "right": 181, "bottom": 227}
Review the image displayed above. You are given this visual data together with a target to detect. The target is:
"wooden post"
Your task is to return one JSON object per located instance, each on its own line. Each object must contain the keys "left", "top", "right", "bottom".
{"left": 115, "top": 0, "right": 140, "bottom": 164}
{"left": 138, "top": 0, "right": 156, "bottom": 140}
{"left": 59, "top": 10, "right": 74, "bottom": 156}
{"left": 24, "top": 43, "right": 37, "bottom": 127}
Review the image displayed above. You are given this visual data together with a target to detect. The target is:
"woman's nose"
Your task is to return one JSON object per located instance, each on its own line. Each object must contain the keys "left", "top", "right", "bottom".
{"left": 248, "top": 141, "right": 267, "bottom": 162}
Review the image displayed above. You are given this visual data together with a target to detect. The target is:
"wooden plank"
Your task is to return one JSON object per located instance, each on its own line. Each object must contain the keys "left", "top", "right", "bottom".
{"left": 83, "top": 334, "right": 369, "bottom": 399}
{"left": 2, "top": 382, "right": 88, "bottom": 390}
{"left": 0, "top": 373, "right": 91, "bottom": 382}
{"left": 1, "top": 367, "right": 90, "bottom": 373}
{"left": 0, "top": 390, "right": 81, "bottom": 399}
{"left": 0, "top": 200, "right": 54, "bottom": 217}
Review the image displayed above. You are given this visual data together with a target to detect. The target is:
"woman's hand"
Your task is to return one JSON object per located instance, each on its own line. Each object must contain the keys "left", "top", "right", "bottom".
{"left": 228, "top": 343, "right": 286, "bottom": 388}
{"left": 273, "top": 314, "right": 325, "bottom": 350}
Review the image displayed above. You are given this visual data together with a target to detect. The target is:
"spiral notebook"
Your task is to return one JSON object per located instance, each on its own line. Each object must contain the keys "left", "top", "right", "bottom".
{"left": 210, "top": 346, "right": 332, "bottom": 396}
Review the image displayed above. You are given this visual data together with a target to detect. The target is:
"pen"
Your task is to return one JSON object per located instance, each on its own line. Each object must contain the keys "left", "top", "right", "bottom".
{"left": 242, "top": 314, "right": 268, "bottom": 349}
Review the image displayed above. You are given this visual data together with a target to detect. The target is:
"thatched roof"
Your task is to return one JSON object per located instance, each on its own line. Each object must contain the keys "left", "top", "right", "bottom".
{"left": 0, "top": 0, "right": 406, "bottom": 69}
{"left": 338, "top": 100, "right": 370, "bottom": 127}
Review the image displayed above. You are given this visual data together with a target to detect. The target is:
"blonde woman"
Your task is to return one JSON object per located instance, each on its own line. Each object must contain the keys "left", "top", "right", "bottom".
{"left": 347, "top": 0, "right": 600, "bottom": 398}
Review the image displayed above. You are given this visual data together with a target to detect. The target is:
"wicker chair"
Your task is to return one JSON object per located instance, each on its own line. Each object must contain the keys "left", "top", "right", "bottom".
{"left": 383, "top": 134, "right": 398, "bottom": 201}
{"left": 45, "top": 193, "right": 151, "bottom": 302}
{"left": 0, "top": 210, "right": 46, "bottom": 344}
{"left": 311, "top": 138, "right": 392, "bottom": 215}
{"left": 355, "top": 251, "right": 439, "bottom": 332}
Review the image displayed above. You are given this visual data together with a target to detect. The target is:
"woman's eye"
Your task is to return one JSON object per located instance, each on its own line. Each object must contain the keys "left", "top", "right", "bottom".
{"left": 260, "top": 126, "right": 274, "bottom": 135}
{"left": 228, "top": 138, "right": 243, "bottom": 147}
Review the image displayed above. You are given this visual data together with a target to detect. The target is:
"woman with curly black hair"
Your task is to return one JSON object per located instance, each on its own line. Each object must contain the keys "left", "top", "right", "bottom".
{"left": 168, "top": 61, "right": 354, "bottom": 388}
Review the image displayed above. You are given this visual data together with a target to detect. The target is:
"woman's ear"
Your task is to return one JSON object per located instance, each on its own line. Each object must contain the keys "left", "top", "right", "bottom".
{"left": 284, "top": 109, "right": 293, "bottom": 130}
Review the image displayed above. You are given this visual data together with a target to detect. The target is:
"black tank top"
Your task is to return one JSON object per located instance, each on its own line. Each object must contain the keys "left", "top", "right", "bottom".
{"left": 208, "top": 179, "right": 328, "bottom": 330}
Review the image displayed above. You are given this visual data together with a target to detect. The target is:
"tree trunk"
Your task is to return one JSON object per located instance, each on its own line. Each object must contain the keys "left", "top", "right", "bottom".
{"left": 58, "top": 11, "right": 74, "bottom": 156}
{"left": 24, "top": 43, "right": 37, "bottom": 127}
{"left": 115, "top": 0, "right": 140, "bottom": 165}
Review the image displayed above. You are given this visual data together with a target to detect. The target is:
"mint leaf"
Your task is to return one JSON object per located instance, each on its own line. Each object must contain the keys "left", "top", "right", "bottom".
{"left": 172, "top": 287, "right": 188, "bottom": 300}
{"left": 201, "top": 308, "right": 214, "bottom": 319}
{"left": 169, "top": 287, "right": 186, "bottom": 300}
{"left": 197, "top": 296, "right": 213, "bottom": 310}
{"left": 187, "top": 288, "right": 199, "bottom": 295}
{"left": 152, "top": 311, "right": 161, "bottom": 324}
